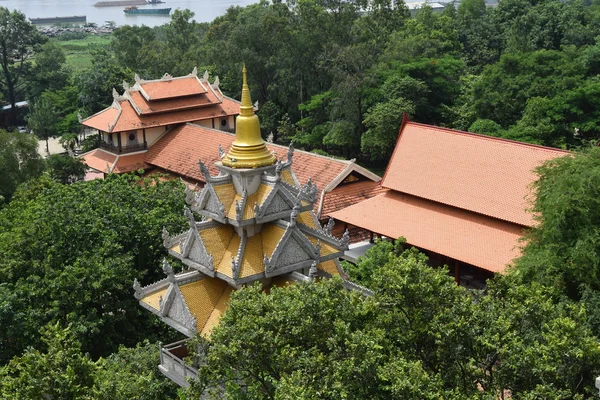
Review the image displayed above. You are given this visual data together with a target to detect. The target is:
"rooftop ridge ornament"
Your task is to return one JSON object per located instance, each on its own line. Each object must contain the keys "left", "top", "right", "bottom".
{"left": 122, "top": 80, "right": 130, "bottom": 91}
{"left": 161, "top": 72, "right": 173, "bottom": 80}
{"left": 222, "top": 64, "right": 276, "bottom": 169}
{"left": 218, "top": 144, "right": 225, "bottom": 159}
{"left": 203, "top": 70, "right": 209, "bottom": 81}
{"left": 190, "top": 66, "right": 198, "bottom": 77}
{"left": 308, "top": 260, "right": 318, "bottom": 280}
{"left": 134, "top": 73, "right": 141, "bottom": 83}
{"left": 162, "top": 258, "right": 176, "bottom": 283}
{"left": 198, "top": 160, "right": 212, "bottom": 181}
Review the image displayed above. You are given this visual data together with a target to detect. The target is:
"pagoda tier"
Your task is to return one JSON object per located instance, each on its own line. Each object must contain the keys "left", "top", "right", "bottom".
{"left": 133, "top": 67, "right": 350, "bottom": 370}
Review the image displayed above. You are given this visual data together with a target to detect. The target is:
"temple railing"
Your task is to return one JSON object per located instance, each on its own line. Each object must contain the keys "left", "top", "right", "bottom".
{"left": 158, "top": 339, "right": 199, "bottom": 387}
{"left": 98, "top": 140, "right": 147, "bottom": 154}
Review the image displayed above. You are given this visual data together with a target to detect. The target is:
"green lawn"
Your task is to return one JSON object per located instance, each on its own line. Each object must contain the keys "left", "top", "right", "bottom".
{"left": 53, "top": 35, "right": 112, "bottom": 70}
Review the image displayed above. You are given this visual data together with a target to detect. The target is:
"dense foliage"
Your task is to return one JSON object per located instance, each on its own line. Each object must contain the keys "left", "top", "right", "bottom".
{"left": 183, "top": 246, "right": 600, "bottom": 399}
{"left": 0, "top": 130, "right": 45, "bottom": 203}
{"left": 0, "top": 174, "right": 187, "bottom": 364}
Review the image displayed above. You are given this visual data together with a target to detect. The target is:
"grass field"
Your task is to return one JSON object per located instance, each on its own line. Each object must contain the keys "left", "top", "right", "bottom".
{"left": 53, "top": 35, "right": 112, "bottom": 70}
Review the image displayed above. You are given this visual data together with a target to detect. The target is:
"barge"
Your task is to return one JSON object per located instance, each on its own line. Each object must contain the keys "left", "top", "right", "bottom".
{"left": 124, "top": 6, "right": 171, "bottom": 15}
{"left": 94, "top": 0, "right": 147, "bottom": 7}
{"left": 30, "top": 15, "right": 87, "bottom": 25}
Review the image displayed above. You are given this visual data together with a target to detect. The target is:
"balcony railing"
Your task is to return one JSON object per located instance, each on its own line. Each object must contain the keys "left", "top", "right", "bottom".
{"left": 159, "top": 339, "right": 199, "bottom": 388}
{"left": 98, "top": 140, "right": 147, "bottom": 155}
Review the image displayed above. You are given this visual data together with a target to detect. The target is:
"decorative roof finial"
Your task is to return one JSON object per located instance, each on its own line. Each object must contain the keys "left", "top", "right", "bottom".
{"left": 162, "top": 258, "right": 176, "bottom": 282}
{"left": 308, "top": 261, "right": 318, "bottom": 280}
{"left": 222, "top": 64, "right": 276, "bottom": 169}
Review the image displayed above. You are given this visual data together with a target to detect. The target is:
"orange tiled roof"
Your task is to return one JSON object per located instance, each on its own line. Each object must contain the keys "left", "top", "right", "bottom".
{"left": 144, "top": 123, "right": 376, "bottom": 216}
{"left": 128, "top": 90, "right": 222, "bottom": 115}
{"left": 140, "top": 76, "right": 206, "bottom": 100}
{"left": 112, "top": 152, "right": 150, "bottom": 173}
{"left": 82, "top": 98, "right": 240, "bottom": 133}
{"left": 331, "top": 191, "right": 524, "bottom": 273}
{"left": 321, "top": 181, "right": 387, "bottom": 219}
{"left": 383, "top": 122, "right": 569, "bottom": 227}
{"left": 81, "top": 148, "right": 116, "bottom": 173}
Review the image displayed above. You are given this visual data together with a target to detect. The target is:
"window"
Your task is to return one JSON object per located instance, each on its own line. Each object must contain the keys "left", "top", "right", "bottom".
{"left": 221, "top": 119, "right": 228, "bottom": 127}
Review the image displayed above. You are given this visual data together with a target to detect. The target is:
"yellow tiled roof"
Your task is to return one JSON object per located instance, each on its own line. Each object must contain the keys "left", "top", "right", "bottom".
{"left": 215, "top": 234, "right": 241, "bottom": 278}
{"left": 318, "top": 260, "right": 340, "bottom": 276}
{"left": 200, "top": 286, "right": 233, "bottom": 337}
{"left": 179, "top": 278, "right": 228, "bottom": 333}
{"left": 213, "top": 184, "right": 236, "bottom": 212}
{"left": 281, "top": 169, "right": 296, "bottom": 186}
{"left": 261, "top": 224, "right": 286, "bottom": 258}
{"left": 297, "top": 211, "right": 317, "bottom": 229}
{"left": 239, "top": 234, "right": 264, "bottom": 278}
{"left": 226, "top": 183, "right": 273, "bottom": 220}
{"left": 305, "top": 234, "right": 339, "bottom": 256}
{"left": 199, "top": 225, "right": 234, "bottom": 265}
{"left": 141, "top": 287, "right": 168, "bottom": 310}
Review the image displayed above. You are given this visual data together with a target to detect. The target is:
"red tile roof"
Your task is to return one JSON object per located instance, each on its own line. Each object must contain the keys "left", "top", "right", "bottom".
{"left": 140, "top": 76, "right": 207, "bottom": 100}
{"left": 144, "top": 123, "right": 380, "bottom": 216}
{"left": 112, "top": 152, "right": 150, "bottom": 174}
{"left": 383, "top": 122, "right": 569, "bottom": 227}
{"left": 81, "top": 148, "right": 116, "bottom": 173}
{"left": 321, "top": 181, "right": 387, "bottom": 218}
{"left": 128, "top": 90, "right": 221, "bottom": 115}
{"left": 331, "top": 191, "right": 524, "bottom": 273}
{"left": 82, "top": 98, "right": 240, "bottom": 133}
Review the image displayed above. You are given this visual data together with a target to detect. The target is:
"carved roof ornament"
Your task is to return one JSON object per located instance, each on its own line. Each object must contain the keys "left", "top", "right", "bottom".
{"left": 341, "top": 229, "right": 350, "bottom": 249}
{"left": 190, "top": 66, "right": 198, "bottom": 77}
{"left": 112, "top": 88, "right": 120, "bottom": 100}
{"left": 162, "top": 227, "right": 171, "bottom": 248}
{"left": 133, "top": 278, "right": 142, "bottom": 299}
{"left": 263, "top": 254, "right": 273, "bottom": 272}
{"left": 315, "top": 240, "right": 322, "bottom": 256}
{"left": 213, "top": 76, "right": 220, "bottom": 88}
{"left": 324, "top": 218, "right": 335, "bottom": 235}
{"left": 290, "top": 203, "right": 300, "bottom": 227}
{"left": 303, "top": 178, "right": 318, "bottom": 203}
{"left": 162, "top": 258, "right": 176, "bottom": 283}
{"left": 184, "top": 184, "right": 195, "bottom": 206}
{"left": 203, "top": 70, "right": 209, "bottom": 81}
{"left": 122, "top": 80, "right": 130, "bottom": 91}
{"left": 161, "top": 72, "right": 173, "bottom": 80}
{"left": 287, "top": 141, "right": 294, "bottom": 166}
{"left": 134, "top": 73, "right": 141, "bottom": 83}
{"left": 184, "top": 206, "right": 196, "bottom": 228}
{"left": 308, "top": 260, "right": 318, "bottom": 280}
{"left": 274, "top": 160, "right": 283, "bottom": 181}
{"left": 198, "top": 160, "right": 212, "bottom": 181}
{"left": 218, "top": 144, "right": 225, "bottom": 159}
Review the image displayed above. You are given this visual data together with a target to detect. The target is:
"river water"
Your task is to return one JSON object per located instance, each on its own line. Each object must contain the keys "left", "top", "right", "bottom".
{"left": 1, "top": 0, "right": 257, "bottom": 27}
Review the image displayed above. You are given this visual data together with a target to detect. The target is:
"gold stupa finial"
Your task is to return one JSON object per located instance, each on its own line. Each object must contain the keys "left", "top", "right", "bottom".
{"left": 222, "top": 64, "right": 276, "bottom": 169}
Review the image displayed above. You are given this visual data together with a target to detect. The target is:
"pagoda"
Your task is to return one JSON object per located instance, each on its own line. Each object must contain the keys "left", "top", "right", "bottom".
{"left": 132, "top": 66, "right": 351, "bottom": 387}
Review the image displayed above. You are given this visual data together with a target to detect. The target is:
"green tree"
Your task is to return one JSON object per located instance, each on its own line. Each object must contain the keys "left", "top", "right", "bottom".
{"left": 0, "top": 7, "right": 45, "bottom": 124}
{"left": 27, "top": 96, "right": 58, "bottom": 153}
{"left": 0, "top": 130, "right": 45, "bottom": 203}
{"left": 47, "top": 154, "right": 87, "bottom": 184}
{"left": 184, "top": 242, "right": 600, "bottom": 399}
{"left": 0, "top": 174, "right": 187, "bottom": 363}
{"left": 516, "top": 146, "right": 600, "bottom": 298}
{"left": 27, "top": 41, "right": 69, "bottom": 100}
{"left": 92, "top": 341, "right": 179, "bottom": 399}
{"left": 0, "top": 323, "right": 97, "bottom": 400}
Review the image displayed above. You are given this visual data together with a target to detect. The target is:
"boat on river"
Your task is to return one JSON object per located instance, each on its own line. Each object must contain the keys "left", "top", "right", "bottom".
{"left": 94, "top": 0, "right": 146, "bottom": 7}
{"left": 30, "top": 15, "right": 86, "bottom": 25}
{"left": 123, "top": 6, "right": 171, "bottom": 15}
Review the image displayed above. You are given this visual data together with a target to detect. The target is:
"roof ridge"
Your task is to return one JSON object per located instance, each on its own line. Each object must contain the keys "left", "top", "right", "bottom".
{"left": 406, "top": 121, "right": 570, "bottom": 155}
{"left": 183, "top": 123, "right": 352, "bottom": 165}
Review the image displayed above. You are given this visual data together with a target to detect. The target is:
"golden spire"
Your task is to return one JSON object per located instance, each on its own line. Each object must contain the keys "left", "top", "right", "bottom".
{"left": 222, "top": 65, "right": 276, "bottom": 169}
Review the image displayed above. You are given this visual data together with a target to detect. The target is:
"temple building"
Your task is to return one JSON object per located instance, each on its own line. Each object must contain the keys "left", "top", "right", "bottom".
{"left": 80, "top": 68, "right": 240, "bottom": 176}
{"left": 79, "top": 69, "right": 383, "bottom": 239}
{"left": 332, "top": 117, "right": 570, "bottom": 287}
{"left": 132, "top": 67, "right": 355, "bottom": 387}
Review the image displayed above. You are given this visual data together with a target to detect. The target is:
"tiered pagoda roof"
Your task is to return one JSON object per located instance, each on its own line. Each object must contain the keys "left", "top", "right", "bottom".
{"left": 81, "top": 68, "right": 240, "bottom": 133}
{"left": 133, "top": 67, "right": 349, "bottom": 338}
